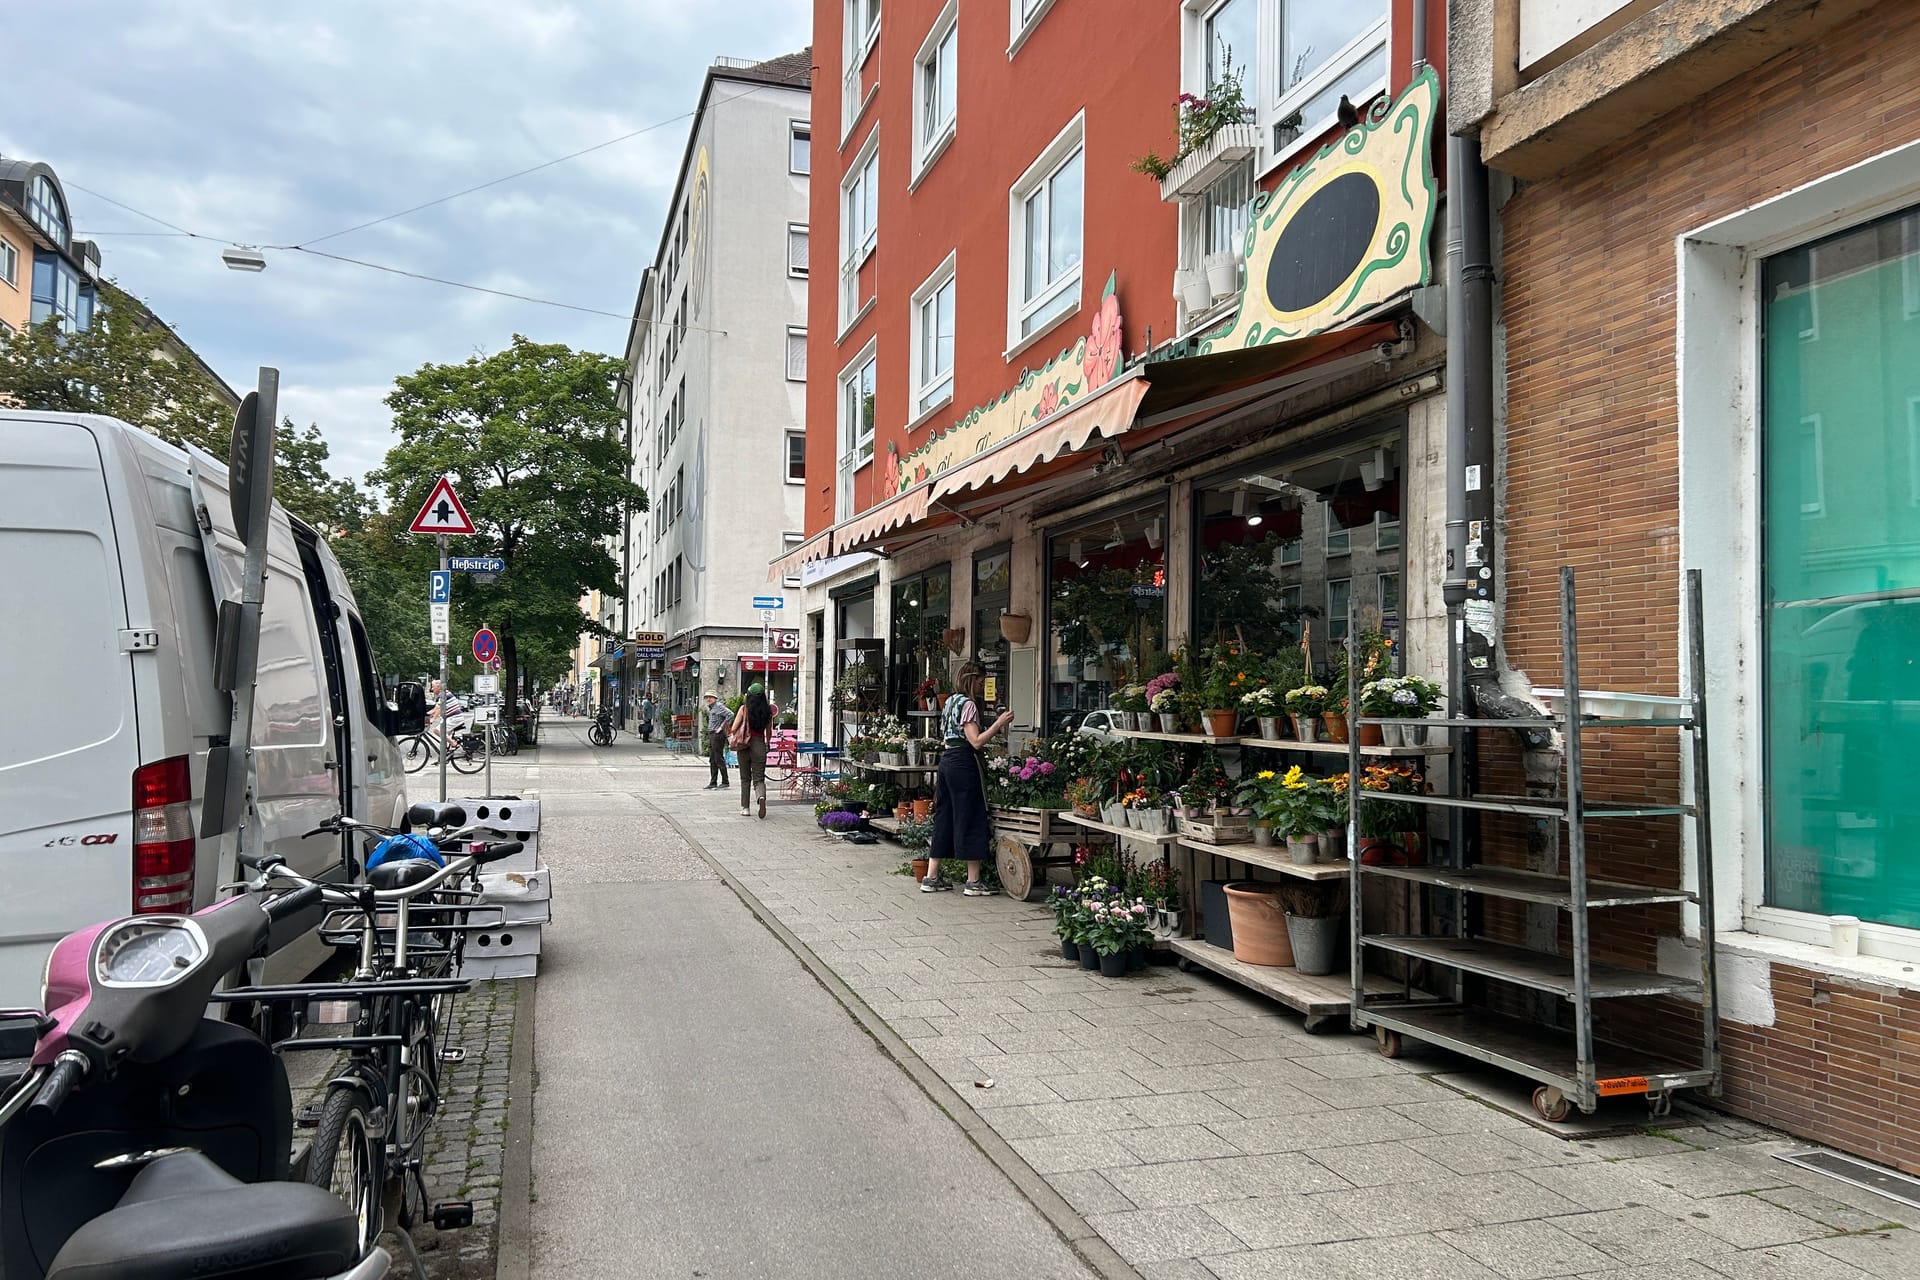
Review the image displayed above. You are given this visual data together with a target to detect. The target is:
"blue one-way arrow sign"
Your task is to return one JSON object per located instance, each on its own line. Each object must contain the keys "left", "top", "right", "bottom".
{"left": 751, "top": 595, "right": 786, "bottom": 610}
{"left": 449, "top": 556, "right": 506, "bottom": 573}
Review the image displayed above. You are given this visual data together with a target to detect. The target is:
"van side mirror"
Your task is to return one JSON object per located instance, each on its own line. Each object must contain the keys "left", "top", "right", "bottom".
{"left": 387, "top": 682, "right": 428, "bottom": 737}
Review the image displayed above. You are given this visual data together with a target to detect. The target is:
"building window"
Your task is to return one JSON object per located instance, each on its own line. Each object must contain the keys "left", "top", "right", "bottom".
{"left": 27, "top": 175, "right": 66, "bottom": 248}
{"left": 1178, "top": 161, "right": 1253, "bottom": 329}
{"left": 1044, "top": 504, "right": 1167, "bottom": 733}
{"left": 1279, "top": 537, "right": 1301, "bottom": 565}
{"left": 1376, "top": 511, "right": 1401, "bottom": 550}
{"left": 1378, "top": 571, "right": 1399, "bottom": 615}
{"left": 841, "top": 134, "right": 879, "bottom": 329}
{"left": 1011, "top": 0, "right": 1059, "bottom": 52}
{"left": 0, "top": 239, "right": 16, "bottom": 289}
{"left": 837, "top": 342, "right": 877, "bottom": 520}
{"left": 787, "top": 224, "right": 810, "bottom": 278}
{"left": 29, "top": 253, "right": 81, "bottom": 331}
{"left": 786, "top": 327, "right": 808, "bottom": 382}
{"left": 1325, "top": 507, "right": 1349, "bottom": 557}
{"left": 789, "top": 122, "right": 811, "bottom": 175}
{"left": 782, "top": 532, "right": 806, "bottom": 587}
{"left": 1182, "top": 0, "right": 1387, "bottom": 167}
{"left": 786, "top": 431, "right": 807, "bottom": 483}
{"left": 1759, "top": 206, "right": 1920, "bottom": 932}
{"left": 848, "top": 0, "right": 881, "bottom": 63}
{"left": 914, "top": 4, "right": 959, "bottom": 176}
{"left": 910, "top": 253, "right": 956, "bottom": 416}
{"left": 1009, "top": 116, "right": 1084, "bottom": 344}
{"left": 1326, "top": 577, "right": 1351, "bottom": 641}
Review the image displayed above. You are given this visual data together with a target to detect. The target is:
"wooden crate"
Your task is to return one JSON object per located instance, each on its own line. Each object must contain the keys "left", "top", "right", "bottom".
{"left": 990, "top": 807, "right": 1061, "bottom": 844}
{"left": 1175, "top": 814, "right": 1251, "bottom": 844}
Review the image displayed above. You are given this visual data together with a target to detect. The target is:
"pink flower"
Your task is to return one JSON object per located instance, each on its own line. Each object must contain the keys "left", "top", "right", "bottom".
{"left": 1039, "top": 762, "right": 1055, "bottom": 775}
{"left": 1035, "top": 382, "right": 1062, "bottom": 422}
{"left": 1083, "top": 291, "right": 1123, "bottom": 389}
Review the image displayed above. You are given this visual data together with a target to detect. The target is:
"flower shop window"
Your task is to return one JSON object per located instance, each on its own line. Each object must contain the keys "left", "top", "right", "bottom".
{"left": 1192, "top": 431, "right": 1403, "bottom": 672}
{"left": 1045, "top": 503, "right": 1168, "bottom": 733}
{"left": 1760, "top": 206, "right": 1920, "bottom": 930}
{"left": 888, "top": 566, "right": 951, "bottom": 718}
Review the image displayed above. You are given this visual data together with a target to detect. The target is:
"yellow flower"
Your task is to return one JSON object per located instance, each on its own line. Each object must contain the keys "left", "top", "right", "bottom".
{"left": 1256, "top": 770, "right": 1275, "bottom": 781}
{"left": 1281, "top": 765, "right": 1307, "bottom": 790}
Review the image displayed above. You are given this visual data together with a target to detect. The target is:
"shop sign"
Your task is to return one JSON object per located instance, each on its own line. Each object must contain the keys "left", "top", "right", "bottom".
{"left": 771, "top": 629, "right": 799, "bottom": 651}
{"left": 740, "top": 655, "right": 799, "bottom": 673}
{"left": 1195, "top": 68, "right": 1439, "bottom": 353}
{"left": 887, "top": 275, "right": 1125, "bottom": 495}
{"left": 670, "top": 657, "right": 690, "bottom": 672}
{"left": 631, "top": 629, "right": 666, "bottom": 660}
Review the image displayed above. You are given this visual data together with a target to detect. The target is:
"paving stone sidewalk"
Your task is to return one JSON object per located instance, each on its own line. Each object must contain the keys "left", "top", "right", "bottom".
{"left": 630, "top": 749, "right": 1920, "bottom": 1280}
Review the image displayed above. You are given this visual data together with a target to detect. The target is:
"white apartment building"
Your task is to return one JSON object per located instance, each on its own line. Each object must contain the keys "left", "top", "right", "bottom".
{"left": 620, "top": 51, "right": 813, "bottom": 732}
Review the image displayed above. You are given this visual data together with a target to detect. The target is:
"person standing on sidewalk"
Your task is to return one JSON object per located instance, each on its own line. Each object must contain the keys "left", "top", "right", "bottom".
{"left": 702, "top": 692, "right": 731, "bottom": 790}
{"left": 729, "top": 683, "right": 778, "bottom": 818}
{"left": 925, "top": 662, "right": 1012, "bottom": 896}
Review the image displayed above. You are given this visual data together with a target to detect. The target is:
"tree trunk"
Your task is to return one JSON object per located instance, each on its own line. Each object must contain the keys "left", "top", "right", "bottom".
{"left": 501, "top": 618, "right": 520, "bottom": 735}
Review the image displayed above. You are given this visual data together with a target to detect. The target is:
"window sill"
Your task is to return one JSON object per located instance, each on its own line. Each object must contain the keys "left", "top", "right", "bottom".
{"left": 906, "top": 390, "right": 953, "bottom": 433}
{"left": 840, "top": 82, "right": 880, "bottom": 149}
{"left": 909, "top": 126, "right": 957, "bottom": 192}
{"left": 836, "top": 296, "right": 877, "bottom": 343}
{"left": 1177, "top": 297, "right": 1236, "bottom": 339}
{"left": 1004, "top": 293, "right": 1082, "bottom": 364}
{"left": 1717, "top": 928, "right": 1920, "bottom": 993}
{"left": 1007, "top": 0, "right": 1059, "bottom": 59}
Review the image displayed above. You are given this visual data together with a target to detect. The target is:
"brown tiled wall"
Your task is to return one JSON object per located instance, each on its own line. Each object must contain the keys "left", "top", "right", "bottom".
{"left": 1493, "top": 4, "right": 1920, "bottom": 1167}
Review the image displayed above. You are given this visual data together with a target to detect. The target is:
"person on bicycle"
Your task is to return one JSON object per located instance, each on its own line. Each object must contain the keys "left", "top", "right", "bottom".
{"left": 727, "top": 683, "right": 778, "bottom": 819}
{"left": 702, "top": 692, "right": 731, "bottom": 790}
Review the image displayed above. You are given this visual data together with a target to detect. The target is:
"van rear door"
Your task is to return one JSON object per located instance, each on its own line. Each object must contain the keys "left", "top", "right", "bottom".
{"left": 0, "top": 419, "right": 142, "bottom": 1007}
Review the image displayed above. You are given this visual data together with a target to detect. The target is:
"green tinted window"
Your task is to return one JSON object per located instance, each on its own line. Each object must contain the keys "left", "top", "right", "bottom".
{"left": 1763, "top": 208, "right": 1920, "bottom": 927}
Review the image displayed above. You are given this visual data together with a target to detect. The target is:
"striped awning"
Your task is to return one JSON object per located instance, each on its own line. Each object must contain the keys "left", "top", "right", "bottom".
{"left": 766, "top": 528, "right": 836, "bottom": 582}
{"left": 830, "top": 483, "right": 932, "bottom": 553}
{"left": 929, "top": 375, "right": 1151, "bottom": 502}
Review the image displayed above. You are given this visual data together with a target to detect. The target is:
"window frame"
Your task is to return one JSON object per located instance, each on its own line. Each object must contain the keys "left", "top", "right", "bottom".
{"left": 782, "top": 532, "right": 807, "bottom": 588}
{"left": 785, "top": 326, "right": 808, "bottom": 383}
{"left": 909, "top": 252, "right": 958, "bottom": 421}
{"left": 1326, "top": 577, "right": 1352, "bottom": 641}
{"left": 0, "top": 238, "right": 16, "bottom": 289}
{"left": 1006, "top": 114, "right": 1086, "bottom": 352}
{"left": 848, "top": 0, "right": 882, "bottom": 67}
{"left": 1009, "top": 0, "right": 1060, "bottom": 56}
{"left": 913, "top": 2, "right": 960, "bottom": 181}
{"left": 838, "top": 339, "right": 879, "bottom": 467}
{"left": 840, "top": 130, "right": 881, "bottom": 333}
{"left": 787, "top": 223, "right": 810, "bottom": 279}
{"left": 785, "top": 431, "right": 807, "bottom": 484}
{"left": 788, "top": 121, "right": 811, "bottom": 175}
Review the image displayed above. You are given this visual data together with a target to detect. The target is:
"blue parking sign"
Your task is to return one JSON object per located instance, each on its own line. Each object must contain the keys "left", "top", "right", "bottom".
{"left": 429, "top": 570, "right": 451, "bottom": 603}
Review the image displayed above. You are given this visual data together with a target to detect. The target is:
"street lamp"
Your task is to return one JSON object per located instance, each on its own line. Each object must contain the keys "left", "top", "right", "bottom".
{"left": 221, "top": 246, "right": 268, "bottom": 272}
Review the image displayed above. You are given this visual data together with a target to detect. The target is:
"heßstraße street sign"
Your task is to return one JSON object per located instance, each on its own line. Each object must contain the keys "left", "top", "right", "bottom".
{"left": 449, "top": 555, "right": 506, "bottom": 573}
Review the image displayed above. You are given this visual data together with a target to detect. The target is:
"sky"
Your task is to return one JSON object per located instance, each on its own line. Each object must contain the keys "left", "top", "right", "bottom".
{"left": 2, "top": 0, "right": 812, "bottom": 486}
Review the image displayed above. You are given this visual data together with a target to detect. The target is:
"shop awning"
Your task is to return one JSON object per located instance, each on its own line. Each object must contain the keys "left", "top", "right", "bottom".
{"left": 588, "top": 647, "right": 623, "bottom": 670}
{"left": 833, "top": 484, "right": 932, "bottom": 548}
{"left": 766, "top": 528, "right": 836, "bottom": 582}
{"left": 930, "top": 375, "right": 1152, "bottom": 502}
{"left": 740, "top": 655, "right": 799, "bottom": 672}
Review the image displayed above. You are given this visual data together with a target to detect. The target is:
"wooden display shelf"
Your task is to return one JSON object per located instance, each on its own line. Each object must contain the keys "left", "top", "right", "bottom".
{"left": 1111, "top": 728, "right": 1446, "bottom": 757}
{"left": 1363, "top": 863, "right": 1692, "bottom": 909}
{"left": 1361, "top": 935, "right": 1700, "bottom": 1000}
{"left": 1176, "top": 838, "right": 1348, "bottom": 881}
{"left": 1166, "top": 937, "right": 1400, "bottom": 1026}
{"left": 1058, "top": 813, "right": 1180, "bottom": 845}
{"left": 845, "top": 760, "right": 936, "bottom": 775}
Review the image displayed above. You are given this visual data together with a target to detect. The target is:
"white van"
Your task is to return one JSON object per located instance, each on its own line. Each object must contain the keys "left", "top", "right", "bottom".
{"left": 0, "top": 410, "right": 425, "bottom": 1007}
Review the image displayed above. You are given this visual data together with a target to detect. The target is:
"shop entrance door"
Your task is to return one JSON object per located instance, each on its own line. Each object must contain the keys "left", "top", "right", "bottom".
{"left": 973, "top": 546, "right": 1012, "bottom": 717}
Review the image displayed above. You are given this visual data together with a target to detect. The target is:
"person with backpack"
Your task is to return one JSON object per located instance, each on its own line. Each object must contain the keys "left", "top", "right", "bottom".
{"left": 925, "top": 661, "right": 1013, "bottom": 895}
{"left": 728, "top": 682, "right": 779, "bottom": 818}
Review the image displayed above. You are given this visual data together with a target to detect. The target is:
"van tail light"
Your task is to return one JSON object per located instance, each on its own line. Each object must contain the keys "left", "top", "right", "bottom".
{"left": 132, "top": 756, "right": 195, "bottom": 914}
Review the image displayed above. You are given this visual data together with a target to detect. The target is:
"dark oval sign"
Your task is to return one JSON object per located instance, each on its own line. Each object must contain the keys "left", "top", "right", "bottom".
{"left": 1265, "top": 172, "right": 1381, "bottom": 315}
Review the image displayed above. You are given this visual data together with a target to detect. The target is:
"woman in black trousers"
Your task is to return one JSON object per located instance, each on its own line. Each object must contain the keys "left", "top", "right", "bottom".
{"left": 925, "top": 662, "right": 1013, "bottom": 895}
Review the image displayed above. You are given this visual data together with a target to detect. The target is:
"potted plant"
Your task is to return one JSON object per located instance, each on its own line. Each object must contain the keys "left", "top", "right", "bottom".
{"left": 1112, "top": 684, "right": 1148, "bottom": 731}
{"left": 1221, "top": 880, "right": 1293, "bottom": 967}
{"left": 1199, "top": 646, "right": 1249, "bottom": 738}
{"left": 1204, "top": 251, "right": 1240, "bottom": 301}
{"left": 1355, "top": 763, "right": 1428, "bottom": 865}
{"left": 819, "top": 810, "right": 865, "bottom": 837}
{"left": 1049, "top": 885, "right": 1082, "bottom": 960}
{"left": 1241, "top": 685, "right": 1284, "bottom": 739}
{"left": 897, "top": 814, "right": 934, "bottom": 862}
{"left": 1235, "top": 770, "right": 1278, "bottom": 846}
{"left": 1276, "top": 881, "right": 1346, "bottom": 976}
{"left": 1086, "top": 895, "right": 1153, "bottom": 977}
{"left": 1284, "top": 685, "right": 1328, "bottom": 742}
{"left": 1358, "top": 675, "right": 1443, "bottom": 745}
{"left": 1178, "top": 267, "right": 1213, "bottom": 314}
{"left": 1321, "top": 686, "right": 1351, "bottom": 744}
{"left": 1270, "top": 765, "right": 1329, "bottom": 865}
{"left": 1144, "top": 860, "right": 1182, "bottom": 938}
{"left": 1145, "top": 671, "right": 1182, "bottom": 733}
{"left": 914, "top": 676, "right": 941, "bottom": 711}
{"left": 1064, "top": 776, "right": 1099, "bottom": 818}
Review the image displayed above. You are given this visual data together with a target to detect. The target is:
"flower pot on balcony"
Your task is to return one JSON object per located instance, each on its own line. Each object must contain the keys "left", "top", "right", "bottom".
{"left": 1203, "top": 252, "right": 1240, "bottom": 300}
{"left": 1178, "top": 270, "right": 1214, "bottom": 314}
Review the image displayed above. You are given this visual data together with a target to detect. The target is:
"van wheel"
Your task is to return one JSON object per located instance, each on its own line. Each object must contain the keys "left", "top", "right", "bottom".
{"left": 308, "top": 1086, "right": 382, "bottom": 1256}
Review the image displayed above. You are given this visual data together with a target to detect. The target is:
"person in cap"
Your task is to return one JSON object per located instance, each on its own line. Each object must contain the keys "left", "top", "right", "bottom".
{"left": 703, "top": 691, "right": 731, "bottom": 790}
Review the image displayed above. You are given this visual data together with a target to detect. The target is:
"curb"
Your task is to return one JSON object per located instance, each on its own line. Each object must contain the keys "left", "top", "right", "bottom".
{"left": 653, "top": 805, "right": 1142, "bottom": 1280}
{"left": 493, "top": 979, "right": 538, "bottom": 1280}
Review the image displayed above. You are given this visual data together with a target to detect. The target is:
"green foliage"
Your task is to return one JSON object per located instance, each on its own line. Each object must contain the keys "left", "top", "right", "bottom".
{"left": 1196, "top": 534, "right": 1315, "bottom": 651}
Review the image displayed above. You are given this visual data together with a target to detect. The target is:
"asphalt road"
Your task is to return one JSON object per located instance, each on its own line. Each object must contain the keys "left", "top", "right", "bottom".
{"left": 526, "top": 732, "right": 1098, "bottom": 1279}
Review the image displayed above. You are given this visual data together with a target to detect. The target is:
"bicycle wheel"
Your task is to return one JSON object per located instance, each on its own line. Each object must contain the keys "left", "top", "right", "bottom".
{"left": 394, "top": 1000, "right": 443, "bottom": 1165}
{"left": 589, "top": 723, "right": 613, "bottom": 747}
{"left": 399, "top": 735, "right": 434, "bottom": 774}
{"left": 308, "top": 1085, "right": 382, "bottom": 1256}
{"left": 448, "top": 735, "right": 486, "bottom": 774}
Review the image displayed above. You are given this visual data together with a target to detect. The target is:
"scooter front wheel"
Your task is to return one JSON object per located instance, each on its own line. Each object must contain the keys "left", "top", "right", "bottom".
{"left": 309, "top": 1086, "right": 383, "bottom": 1258}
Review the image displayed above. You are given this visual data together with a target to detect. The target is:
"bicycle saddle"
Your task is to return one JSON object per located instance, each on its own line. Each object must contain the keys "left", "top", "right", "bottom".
{"left": 46, "top": 1151, "right": 358, "bottom": 1280}
{"left": 407, "top": 801, "right": 468, "bottom": 829}
{"left": 368, "top": 858, "right": 444, "bottom": 891}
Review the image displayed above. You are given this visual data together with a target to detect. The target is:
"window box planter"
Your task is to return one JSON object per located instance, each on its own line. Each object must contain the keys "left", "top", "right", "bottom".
{"left": 1159, "top": 122, "right": 1259, "bottom": 202}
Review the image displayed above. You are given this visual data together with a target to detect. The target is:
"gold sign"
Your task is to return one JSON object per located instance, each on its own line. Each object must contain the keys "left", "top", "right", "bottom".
{"left": 1199, "top": 68, "right": 1438, "bottom": 353}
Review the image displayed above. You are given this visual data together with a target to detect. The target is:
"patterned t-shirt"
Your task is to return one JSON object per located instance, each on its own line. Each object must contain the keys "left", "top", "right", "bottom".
{"left": 941, "top": 693, "right": 979, "bottom": 746}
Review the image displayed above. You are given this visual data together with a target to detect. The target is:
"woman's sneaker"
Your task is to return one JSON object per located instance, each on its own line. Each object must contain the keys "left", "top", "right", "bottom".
{"left": 919, "top": 876, "right": 953, "bottom": 893}
{"left": 962, "top": 882, "right": 998, "bottom": 897}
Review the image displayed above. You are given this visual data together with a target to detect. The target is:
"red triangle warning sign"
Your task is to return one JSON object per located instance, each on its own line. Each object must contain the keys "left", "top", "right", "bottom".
{"left": 408, "top": 476, "right": 476, "bottom": 536}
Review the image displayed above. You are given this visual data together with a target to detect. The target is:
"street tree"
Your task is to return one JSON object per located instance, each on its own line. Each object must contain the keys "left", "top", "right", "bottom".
{"left": 371, "top": 335, "right": 645, "bottom": 721}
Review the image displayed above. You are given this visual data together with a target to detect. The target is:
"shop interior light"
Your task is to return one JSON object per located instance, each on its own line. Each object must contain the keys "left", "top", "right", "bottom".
{"left": 1247, "top": 514, "right": 1263, "bottom": 526}
{"left": 1231, "top": 489, "right": 1248, "bottom": 517}
{"left": 1103, "top": 521, "right": 1125, "bottom": 549}
{"left": 1145, "top": 518, "right": 1163, "bottom": 549}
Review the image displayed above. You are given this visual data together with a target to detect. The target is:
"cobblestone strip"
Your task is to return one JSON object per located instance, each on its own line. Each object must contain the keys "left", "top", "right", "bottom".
{"left": 410, "top": 978, "right": 521, "bottom": 1279}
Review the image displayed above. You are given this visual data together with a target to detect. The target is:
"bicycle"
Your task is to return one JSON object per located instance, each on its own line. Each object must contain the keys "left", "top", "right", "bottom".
{"left": 588, "top": 708, "right": 615, "bottom": 747}
{"left": 226, "top": 808, "right": 520, "bottom": 1262}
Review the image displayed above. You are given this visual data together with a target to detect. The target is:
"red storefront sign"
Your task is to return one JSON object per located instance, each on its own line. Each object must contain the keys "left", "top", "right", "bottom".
{"left": 670, "top": 658, "right": 690, "bottom": 672}
{"left": 740, "top": 655, "right": 798, "bottom": 673}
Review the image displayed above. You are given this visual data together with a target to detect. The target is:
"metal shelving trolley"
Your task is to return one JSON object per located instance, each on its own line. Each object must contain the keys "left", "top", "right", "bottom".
{"left": 1347, "top": 567, "right": 1720, "bottom": 1121}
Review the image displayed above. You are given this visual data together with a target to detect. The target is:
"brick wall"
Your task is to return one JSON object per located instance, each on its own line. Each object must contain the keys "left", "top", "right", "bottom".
{"left": 1495, "top": 2, "right": 1920, "bottom": 1167}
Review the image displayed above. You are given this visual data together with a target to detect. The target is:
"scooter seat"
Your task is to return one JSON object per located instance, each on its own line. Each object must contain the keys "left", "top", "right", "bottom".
{"left": 368, "top": 857, "right": 443, "bottom": 892}
{"left": 46, "top": 1151, "right": 359, "bottom": 1280}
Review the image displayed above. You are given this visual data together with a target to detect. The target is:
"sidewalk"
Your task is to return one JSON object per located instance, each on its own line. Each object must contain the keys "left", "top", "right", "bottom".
{"left": 614, "top": 742, "right": 1920, "bottom": 1280}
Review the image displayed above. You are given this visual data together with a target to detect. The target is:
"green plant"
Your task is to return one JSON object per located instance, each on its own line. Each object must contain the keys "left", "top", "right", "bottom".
{"left": 1128, "top": 150, "right": 1175, "bottom": 181}
{"left": 1285, "top": 685, "right": 1329, "bottom": 716}
{"left": 1359, "top": 675, "right": 1444, "bottom": 717}
{"left": 896, "top": 815, "right": 934, "bottom": 853}
{"left": 1113, "top": 684, "right": 1149, "bottom": 713}
{"left": 1127, "top": 55, "right": 1253, "bottom": 185}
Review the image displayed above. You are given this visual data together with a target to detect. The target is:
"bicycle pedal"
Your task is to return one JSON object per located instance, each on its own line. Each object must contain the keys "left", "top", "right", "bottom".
{"left": 429, "top": 1201, "right": 474, "bottom": 1230}
{"left": 294, "top": 1103, "right": 323, "bottom": 1129}
{"left": 439, "top": 1045, "right": 467, "bottom": 1064}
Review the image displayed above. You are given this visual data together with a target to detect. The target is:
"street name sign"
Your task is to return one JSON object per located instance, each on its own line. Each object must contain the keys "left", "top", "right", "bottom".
{"left": 472, "top": 627, "right": 499, "bottom": 665}
{"left": 429, "top": 571, "right": 451, "bottom": 604}
{"left": 751, "top": 595, "right": 786, "bottom": 610}
{"left": 449, "top": 555, "right": 505, "bottom": 573}
{"left": 408, "top": 476, "right": 476, "bottom": 536}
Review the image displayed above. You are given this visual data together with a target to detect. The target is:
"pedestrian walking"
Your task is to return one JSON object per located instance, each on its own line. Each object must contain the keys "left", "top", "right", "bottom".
{"left": 925, "top": 662, "right": 1013, "bottom": 896}
{"left": 702, "top": 692, "right": 731, "bottom": 790}
{"left": 728, "top": 682, "right": 778, "bottom": 819}
{"left": 639, "top": 694, "right": 656, "bottom": 743}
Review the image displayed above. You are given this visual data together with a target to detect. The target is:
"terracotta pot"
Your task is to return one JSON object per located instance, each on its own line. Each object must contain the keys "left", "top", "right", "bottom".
{"left": 1204, "top": 709, "right": 1239, "bottom": 738}
{"left": 1223, "top": 882, "right": 1294, "bottom": 967}
{"left": 910, "top": 857, "right": 930, "bottom": 881}
{"left": 1358, "top": 836, "right": 1405, "bottom": 866}
{"left": 1321, "top": 713, "right": 1349, "bottom": 743}
{"left": 1358, "top": 721, "right": 1384, "bottom": 747}
{"left": 911, "top": 798, "right": 933, "bottom": 821}
{"left": 999, "top": 612, "right": 1033, "bottom": 644}
{"left": 895, "top": 803, "right": 911, "bottom": 820}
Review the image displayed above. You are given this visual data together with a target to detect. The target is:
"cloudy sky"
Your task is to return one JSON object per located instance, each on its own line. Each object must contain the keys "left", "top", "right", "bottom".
{"left": 3, "top": 1, "right": 812, "bottom": 484}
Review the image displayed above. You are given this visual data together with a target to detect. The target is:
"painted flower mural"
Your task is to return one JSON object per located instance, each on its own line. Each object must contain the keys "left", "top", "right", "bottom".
{"left": 1083, "top": 288, "right": 1123, "bottom": 390}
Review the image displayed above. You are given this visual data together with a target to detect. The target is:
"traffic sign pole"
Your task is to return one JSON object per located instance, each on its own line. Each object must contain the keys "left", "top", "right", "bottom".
{"left": 438, "top": 535, "right": 449, "bottom": 804}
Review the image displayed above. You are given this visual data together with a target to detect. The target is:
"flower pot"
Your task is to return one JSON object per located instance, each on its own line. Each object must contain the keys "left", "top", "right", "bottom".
{"left": 1321, "top": 829, "right": 1346, "bottom": 861}
{"left": 895, "top": 803, "right": 911, "bottom": 819}
{"left": 1358, "top": 721, "right": 1384, "bottom": 747}
{"left": 1060, "top": 937, "right": 1078, "bottom": 960}
{"left": 1157, "top": 712, "right": 1182, "bottom": 734}
{"left": 1285, "top": 912, "right": 1344, "bottom": 976}
{"left": 1176, "top": 268, "right": 1213, "bottom": 313}
{"left": 1251, "top": 823, "right": 1275, "bottom": 848}
{"left": 1379, "top": 721, "right": 1405, "bottom": 747}
{"left": 1286, "top": 835, "right": 1319, "bottom": 866}
{"left": 911, "top": 798, "right": 933, "bottom": 821}
{"left": 1358, "top": 836, "right": 1407, "bottom": 866}
{"left": 1321, "top": 713, "right": 1349, "bottom": 743}
{"left": 1204, "top": 709, "right": 1239, "bottom": 738}
{"left": 1258, "top": 716, "right": 1284, "bottom": 740}
{"left": 1127, "top": 944, "right": 1147, "bottom": 971}
{"left": 1162, "top": 909, "right": 1182, "bottom": 937}
{"left": 1077, "top": 942, "right": 1100, "bottom": 970}
{"left": 1142, "top": 810, "right": 1170, "bottom": 836}
{"left": 911, "top": 857, "right": 930, "bottom": 881}
{"left": 1404, "top": 720, "right": 1430, "bottom": 746}
{"left": 1098, "top": 950, "right": 1129, "bottom": 978}
{"left": 1292, "top": 715, "right": 1321, "bottom": 743}
{"left": 998, "top": 612, "right": 1032, "bottom": 644}
{"left": 1203, "top": 251, "right": 1240, "bottom": 300}
{"left": 1223, "top": 882, "right": 1294, "bottom": 967}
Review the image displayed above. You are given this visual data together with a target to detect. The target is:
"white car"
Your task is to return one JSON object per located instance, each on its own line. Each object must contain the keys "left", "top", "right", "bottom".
{"left": 1071, "top": 709, "right": 1125, "bottom": 742}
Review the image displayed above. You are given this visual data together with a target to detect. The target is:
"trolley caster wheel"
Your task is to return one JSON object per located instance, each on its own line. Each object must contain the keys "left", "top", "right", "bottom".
{"left": 1647, "top": 1090, "right": 1673, "bottom": 1120}
{"left": 1176, "top": 958, "right": 1194, "bottom": 973}
{"left": 1532, "top": 1086, "right": 1571, "bottom": 1123}
{"left": 1303, "top": 1015, "right": 1336, "bottom": 1035}
{"left": 1374, "top": 1027, "right": 1403, "bottom": 1059}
